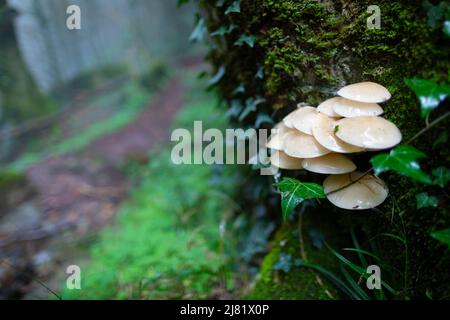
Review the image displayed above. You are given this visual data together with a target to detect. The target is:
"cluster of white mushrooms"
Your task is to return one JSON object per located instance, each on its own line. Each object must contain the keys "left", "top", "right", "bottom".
{"left": 268, "top": 82, "right": 402, "bottom": 210}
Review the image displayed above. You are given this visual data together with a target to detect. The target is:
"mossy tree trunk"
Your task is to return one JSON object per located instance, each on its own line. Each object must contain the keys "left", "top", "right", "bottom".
{"left": 200, "top": 0, "right": 450, "bottom": 299}
{"left": 0, "top": 1, "right": 55, "bottom": 160}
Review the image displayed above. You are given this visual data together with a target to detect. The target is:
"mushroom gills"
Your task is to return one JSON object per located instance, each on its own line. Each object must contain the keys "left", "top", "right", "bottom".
{"left": 332, "top": 97, "right": 383, "bottom": 118}
{"left": 323, "top": 172, "right": 388, "bottom": 210}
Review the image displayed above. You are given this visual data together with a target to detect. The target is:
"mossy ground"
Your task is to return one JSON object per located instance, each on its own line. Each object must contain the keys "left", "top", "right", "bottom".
{"left": 201, "top": 0, "right": 450, "bottom": 299}
{"left": 248, "top": 209, "right": 343, "bottom": 300}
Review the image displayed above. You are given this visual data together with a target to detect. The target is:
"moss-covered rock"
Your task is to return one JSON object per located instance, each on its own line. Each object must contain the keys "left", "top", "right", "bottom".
{"left": 248, "top": 209, "right": 344, "bottom": 300}
{"left": 200, "top": 0, "right": 450, "bottom": 299}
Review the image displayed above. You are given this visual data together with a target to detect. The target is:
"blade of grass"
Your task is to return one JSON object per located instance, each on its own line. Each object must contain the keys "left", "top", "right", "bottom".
{"left": 300, "top": 262, "right": 361, "bottom": 300}
{"left": 340, "top": 265, "right": 371, "bottom": 300}
{"left": 343, "top": 248, "right": 381, "bottom": 262}
{"left": 351, "top": 229, "right": 368, "bottom": 268}
{"left": 326, "top": 244, "right": 396, "bottom": 295}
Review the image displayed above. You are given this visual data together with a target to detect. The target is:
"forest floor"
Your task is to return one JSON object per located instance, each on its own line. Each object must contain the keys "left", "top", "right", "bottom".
{"left": 0, "top": 65, "right": 192, "bottom": 299}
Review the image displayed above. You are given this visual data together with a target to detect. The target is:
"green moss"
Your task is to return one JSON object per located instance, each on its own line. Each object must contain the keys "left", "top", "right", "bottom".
{"left": 0, "top": 169, "right": 26, "bottom": 191}
{"left": 0, "top": 44, "right": 56, "bottom": 126}
{"left": 248, "top": 210, "right": 344, "bottom": 300}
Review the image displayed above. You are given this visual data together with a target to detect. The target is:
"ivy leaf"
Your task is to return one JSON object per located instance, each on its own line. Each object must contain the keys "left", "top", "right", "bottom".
{"left": 416, "top": 192, "right": 438, "bottom": 209}
{"left": 444, "top": 21, "right": 450, "bottom": 37}
{"left": 216, "top": 0, "right": 226, "bottom": 7}
{"left": 256, "top": 66, "right": 264, "bottom": 79}
{"left": 433, "top": 131, "right": 448, "bottom": 149}
{"left": 207, "top": 66, "right": 225, "bottom": 86}
{"left": 432, "top": 166, "right": 450, "bottom": 187}
{"left": 210, "top": 24, "right": 237, "bottom": 36}
{"left": 225, "top": 0, "right": 241, "bottom": 15}
{"left": 254, "top": 113, "right": 274, "bottom": 128}
{"left": 232, "top": 84, "right": 245, "bottom": 95}
{"left": 238, "top": 97, "right": 266, "bottom": 121}
{"left": 189, "top": 18, "right": 207, "bottom": 43}
{"left": 422, "top": 1, "right": 450, "bottom": 28}
{"left": 405, "top": 78, "right": 450, "bottom": 118}
{"left": 370, "top": 145, "right": 432, "bottom": 183}
{"left": 234, "top": 34, "right": 256, "bottom": 48}
{"left": 225, "top": 99, "right": 243, "bottom": 118}
{"left": 276, "top": 178, "right": 325, "bottom": 219}
{"left": 431, "top": 228, "right": 450, "bottom": 248}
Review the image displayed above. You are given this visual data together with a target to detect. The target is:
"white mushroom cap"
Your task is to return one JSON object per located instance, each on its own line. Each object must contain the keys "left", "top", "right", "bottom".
{"left": 335, "top": 116, "right": 402, "bottom": 150}
{"left": 283, "top": 110, "right": 299, "bottom": 128}
{"left": 283, "top": 131, "right": 331, "bottom": 159}
{"left": 267, "top": 132, "right": 286, "bottom": 150}
{"left": 291, "top": 106, "right": 318, "bottom": 135}
{"left": 323, "top": 172, "right": 388, "bottom": 210}
{"left": 337, "top": 81, "right": 391, "bottom": 103}
{"left": 332, "top": 97, "right": 384, "bottom": 118}
{"left": 312, "top": 113, "right": 364, "bottom": 153}
{"left": 317, "top": 97, "right": 342, "bottom": 118}
{"left": 270, "top": 150, "right": 304, "bottom": 170}
{"left": 267, "top": 123, "right": 294, "bottom": 150}
{"left": 302, "top": 153, "right": 356, "bottom": 174}
{"left": 273, "top": 121, "right": 290, "bottom": 134}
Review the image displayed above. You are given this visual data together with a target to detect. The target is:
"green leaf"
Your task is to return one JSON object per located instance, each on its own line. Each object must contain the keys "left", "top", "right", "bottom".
{"left": 238, "top": 97, "right": 265, "bottom": 121}
{"left": 276, "top": 178, "right": 325, "bottom": 219}
{"left": 423, "top": 1, "right": 450, "bottom": 28}
{"left": 254, "top": 113, "right": 274, "bottom": 128}
{"left": 225, "top": 100, "right": 243, "bottom": 118}
{"left": 234, "top": 34, "right": 256, "bottom": 48}
{"left": 225, "top": 0, "right": 240, "bottom": 14}
{"left": 431, "top": 228, "right": 450, "bottom": 248}
{"left": 433, "top": 131, "right": 448, "bottom": 149}
{"left": 370, "top": 145, "right": 432, "bottom": 184}
{"left": 326, "top": 244, "right": 396, "bottom": 295}
{"left": 255, "top": 66, "right": 264, "bottom": 79}
{"left": 189, "top": 18, "right": 207, "bottom": 43}
{"left": 210, "top": 24, "right": 237, "bottom": 36}
{"left": 216, "top": 0, "right": 226, "bottom": 7}
{"left": 340, "top": 265, "right": 371, "bottom": 300}
{"left": 207, "top": 66, "right": 225, "bottom": 86}
{"left": 232, "top": 84, "right": 245, "bottom": 95}
{"left": 299, "top": 261, "right": 361, "bottom": 300}
{"left": 405, "top": 78, "right": 450, "bottom": 118}
{"left": 444, "top": 20, "right": 450, "bottom": 37}
{"left": 432, "top": 166, "right": 450, "bottom": 187}
{"left": 416, "top": 192, "right": 438, "bottom": 209}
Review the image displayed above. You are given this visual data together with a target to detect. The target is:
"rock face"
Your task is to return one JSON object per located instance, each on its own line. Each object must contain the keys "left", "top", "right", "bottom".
{"left": 7, "top": 0, "right": 196, "bottom": 93}
{"left": 200, "top": 1, "right": 450, "bottom": 299}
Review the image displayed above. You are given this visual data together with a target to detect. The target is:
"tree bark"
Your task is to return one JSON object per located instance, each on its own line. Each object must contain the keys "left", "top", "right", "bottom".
{"left": 200, "top": 0, "right": 450, "bottom": 299}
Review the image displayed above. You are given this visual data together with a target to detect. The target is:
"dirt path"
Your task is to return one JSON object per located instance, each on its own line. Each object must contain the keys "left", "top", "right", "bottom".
{"left": 0, "top": 77, "right": 185, "bottom": 299}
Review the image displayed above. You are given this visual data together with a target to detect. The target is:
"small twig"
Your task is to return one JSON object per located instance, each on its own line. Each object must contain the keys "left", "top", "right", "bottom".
{"left": 406, "top": 111, "right": 450, "bottom": 145}
{"left": 325, "top": 169, "right": 373, "bottom": 196}
{"left": 0, "top": 259, "right": 62, "bottom": 300}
